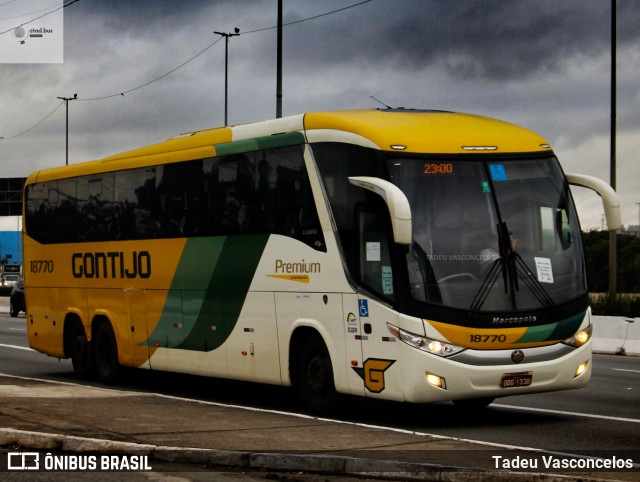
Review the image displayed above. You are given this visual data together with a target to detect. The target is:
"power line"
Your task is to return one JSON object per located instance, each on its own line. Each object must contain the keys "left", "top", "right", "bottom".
{"left": 242, "top": 0, "right": 372, "bottom": 35}
{"left": 1, "top": 0, "right": 373, "bottom": 139}
{"left": 78, "top": 0, "right": 372, "bottom": 102}
{"left": 0, "top": 101, "right": 64, "bottom": 141}
{"left": 78, "top": 36, "right": 224, "bottom": 101}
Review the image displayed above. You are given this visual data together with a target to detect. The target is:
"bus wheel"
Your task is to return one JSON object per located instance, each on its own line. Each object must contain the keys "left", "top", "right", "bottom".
{"left": 94, "top": 321, "right": 120, "bottom": 385}
{"left": 69, "top": 321, "right": 95, "bottom": 380}
{"left": 452, "top": 397, "right": 494, "bottom": 409}
{"left": 298, "top": 337, "right": 338, "bottom": 415}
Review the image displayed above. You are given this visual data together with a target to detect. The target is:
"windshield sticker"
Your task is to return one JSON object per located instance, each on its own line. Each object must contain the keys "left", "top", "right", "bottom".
{"left": 366, "top": 242, "right": 381, "bottom": 261}
{"left": 481, "top": 180, "right": 491, "bottom": 193}
{"left": 489, "top": 164, "right": 507, "bottom": 181}
{"left": 534, "top": 257, "right": 554, "bottom": 283}
{"left": 382, "top": 266, "right": 393, "bottom": 295}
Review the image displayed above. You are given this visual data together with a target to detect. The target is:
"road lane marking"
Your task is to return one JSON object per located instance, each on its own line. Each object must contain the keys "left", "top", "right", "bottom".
{"left": 493, "top": 403, "right": 640, "bottom": 424}
{"left": 0, "top": 343, "right": 33, "bottom": 352}
{"left": 1, "top": 373, "right": 638, "bottom": 468}
{"left": 9, "top": 327, "right": 26, "bottom": 332}
{"left": 612, "top": 368, "right": 640, "bottom": 373}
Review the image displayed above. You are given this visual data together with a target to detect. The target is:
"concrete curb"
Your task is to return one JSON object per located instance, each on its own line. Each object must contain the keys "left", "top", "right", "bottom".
{"left": 0, "top": 428, "right": 609, "bottom": 481}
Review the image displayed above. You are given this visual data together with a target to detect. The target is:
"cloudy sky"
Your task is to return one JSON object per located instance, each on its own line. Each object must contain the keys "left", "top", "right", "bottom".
{"left": 1, "top": 0, "right": 638, "bottom": 230}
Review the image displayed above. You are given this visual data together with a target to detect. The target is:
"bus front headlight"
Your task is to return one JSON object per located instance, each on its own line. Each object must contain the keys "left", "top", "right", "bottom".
{"left": 387, "top": 323, "right": 464, "bottom": 357}
{"left": 563, "top": 325, "right": 592, "bottom": 348}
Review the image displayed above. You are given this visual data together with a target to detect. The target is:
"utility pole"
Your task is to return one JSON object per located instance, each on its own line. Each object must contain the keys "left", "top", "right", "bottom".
{"left": 214, "top": 28, "right": 240, "bottom": 126}
{"left": 56, "top": 94, "right": 77, "bottom": 165}
{"left": 608, "top": 0, "right": 617, "bottom": 296}
{"left": 276, "top": 0, "right": 283, "bottom": 118}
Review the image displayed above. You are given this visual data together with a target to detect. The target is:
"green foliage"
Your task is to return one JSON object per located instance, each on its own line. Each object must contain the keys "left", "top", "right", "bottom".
{"left": 589, "top": 293, "right": 640, "bottom": 317}
{"left": 582, "top": 231, "right": 640, "bottom": 293}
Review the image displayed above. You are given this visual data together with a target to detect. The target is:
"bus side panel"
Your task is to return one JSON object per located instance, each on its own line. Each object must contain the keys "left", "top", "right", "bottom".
{"left": 125, "top": 289, "right": 151, "bottom": 369}
{"left": 226, "top": 291, "right": 281, "bottom": 384}
{"left": 26, "top": 287, "right": 65, "bottom": 358}
{"left": 144, "top": 289, "right": 229, "bottom": 376}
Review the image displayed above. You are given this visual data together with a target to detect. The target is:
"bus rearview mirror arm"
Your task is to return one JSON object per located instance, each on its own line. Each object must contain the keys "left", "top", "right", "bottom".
{"left": 348, "top": 176, "right": 412, "bottom": 245}
{"left": 566, "top": 173, "right": 622, "bottom": 231}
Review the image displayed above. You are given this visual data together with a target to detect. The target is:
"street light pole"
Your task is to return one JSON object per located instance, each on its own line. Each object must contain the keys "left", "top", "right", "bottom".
{"left": 56, "top": 93, "right": 77, "bottom": 165}
{"left": 214, "top": 28, "right": 240, "bottom": 126}
{"left": 608, "top": 0, "right": 617, "bottom": 295}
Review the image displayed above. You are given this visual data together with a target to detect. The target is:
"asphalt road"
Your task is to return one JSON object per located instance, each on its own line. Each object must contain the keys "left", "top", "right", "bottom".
{"left": 1, "top": 312, "right": 639, "bottom": 460}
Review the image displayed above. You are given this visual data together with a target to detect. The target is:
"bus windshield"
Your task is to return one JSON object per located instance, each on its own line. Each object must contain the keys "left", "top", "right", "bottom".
{"left": 387, "top": 156, "right": 586, "bottom": 313}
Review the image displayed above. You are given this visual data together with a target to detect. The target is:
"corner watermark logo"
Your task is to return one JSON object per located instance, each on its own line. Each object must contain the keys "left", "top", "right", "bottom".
{"left": 7, "top": 452, "right": 152, "bottom": 472}
{"left": 1, "top": 0, "right": 63, "bottom": 63}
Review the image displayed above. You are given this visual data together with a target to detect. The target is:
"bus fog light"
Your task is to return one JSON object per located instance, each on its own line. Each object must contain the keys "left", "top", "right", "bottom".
{"left": 574, "top": 361, "right": 588, "bottom": 378}
{"left": 425, "top": 372, "right": 447, "bottom": 390}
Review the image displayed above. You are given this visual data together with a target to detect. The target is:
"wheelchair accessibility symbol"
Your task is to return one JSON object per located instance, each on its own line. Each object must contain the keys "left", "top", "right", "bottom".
{"left": 358, "top": 299, "right": 369, "bottom": 317}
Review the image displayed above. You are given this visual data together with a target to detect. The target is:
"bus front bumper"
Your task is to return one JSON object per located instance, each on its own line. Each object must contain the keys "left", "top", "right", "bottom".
{"left": 397, "top": 340, "right": 592, "bottom": 404}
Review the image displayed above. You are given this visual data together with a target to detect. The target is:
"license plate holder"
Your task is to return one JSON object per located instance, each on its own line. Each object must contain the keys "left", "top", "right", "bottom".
{"left": 501, "top": 371, "right": 532, "bottom": 388}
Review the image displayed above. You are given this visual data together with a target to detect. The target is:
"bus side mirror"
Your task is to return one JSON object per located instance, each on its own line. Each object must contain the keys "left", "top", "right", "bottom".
{"left": 566, "top": 173, "right": 621, "bottom": 231}
{"left": 348, "top": 176, "right": 412, "bottom": 245}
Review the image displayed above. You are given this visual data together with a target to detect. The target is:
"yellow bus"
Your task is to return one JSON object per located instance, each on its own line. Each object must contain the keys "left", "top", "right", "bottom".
{"left": 23, "top": 109, "right": 620, "bottom": 413}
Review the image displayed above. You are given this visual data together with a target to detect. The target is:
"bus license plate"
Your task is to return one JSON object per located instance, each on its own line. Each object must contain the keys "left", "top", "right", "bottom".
{"left": 501, "top": 372, "right": 532, "bottom": 388}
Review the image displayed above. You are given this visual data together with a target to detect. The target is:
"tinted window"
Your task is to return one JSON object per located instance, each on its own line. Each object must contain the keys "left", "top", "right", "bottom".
{"left": 24, "top": 145, "right": 325, "bottom": 251}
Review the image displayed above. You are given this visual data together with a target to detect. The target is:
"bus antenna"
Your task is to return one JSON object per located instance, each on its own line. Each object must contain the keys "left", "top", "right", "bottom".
{"left": 370, "top": 95, "right": 393, "bottom": 109}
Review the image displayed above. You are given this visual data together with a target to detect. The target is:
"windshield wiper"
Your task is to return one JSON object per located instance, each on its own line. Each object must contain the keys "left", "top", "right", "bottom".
{"left": 468, "top": 256, "right": 503, "bottom": 318}
{"left": 467, "top": 222, "right": 556, "bottom": 321}
{"left": 512, "top": 252, "right": 556, "bottom": 311}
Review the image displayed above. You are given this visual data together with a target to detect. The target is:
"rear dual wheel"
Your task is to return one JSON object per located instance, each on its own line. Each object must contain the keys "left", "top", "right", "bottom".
{"left": 68, "top": 320, "right": 120, "bottom": 384}
{"left": 94, "top": 321, "right": 121, "bottom": 384}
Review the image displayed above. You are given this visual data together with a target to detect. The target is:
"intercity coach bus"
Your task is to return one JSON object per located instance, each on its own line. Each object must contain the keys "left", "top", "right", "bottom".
{"left": 23, "top": 109, "right": 621, "bottom": 413}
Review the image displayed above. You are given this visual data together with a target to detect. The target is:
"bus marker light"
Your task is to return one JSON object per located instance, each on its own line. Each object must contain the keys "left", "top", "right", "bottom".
{"left": 351, "top": 360, "right": 358, "bottom": 367}
{"left": 425, "top": 373, "right": 446, "bottom": 390}
{"left": 241, "top": 351, "right": 247, "bottom": 356}
{"left": 575, "top": 361, "right": 588, "bottom": 378}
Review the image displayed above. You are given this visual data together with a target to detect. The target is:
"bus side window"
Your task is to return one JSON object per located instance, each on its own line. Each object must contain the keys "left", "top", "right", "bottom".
{"left": 356, "top": 204, "right": 394, "bottom": 300}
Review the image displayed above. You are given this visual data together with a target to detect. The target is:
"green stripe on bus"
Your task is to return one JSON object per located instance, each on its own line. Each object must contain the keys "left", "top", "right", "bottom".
{"left": 214, "top": 132, "right": 304, "bottom": 156}
{"left": 142, "top": 234, "right": 269, "bottom": 351}
{"left": 514, "top": 311, "right": 586, "bottom": 344}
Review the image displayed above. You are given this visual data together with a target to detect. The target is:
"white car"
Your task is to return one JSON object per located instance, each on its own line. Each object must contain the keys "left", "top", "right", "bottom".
{"left": 4, "top": 274, "right": 19, "bottom": 287}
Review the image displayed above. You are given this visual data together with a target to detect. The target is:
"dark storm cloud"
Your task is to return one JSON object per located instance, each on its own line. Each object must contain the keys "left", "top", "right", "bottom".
{"left": 1, "top": 0, "right": 638, "bottom": 228}
{"left": 281, "top": 0, "right": 620, "bottom": 80}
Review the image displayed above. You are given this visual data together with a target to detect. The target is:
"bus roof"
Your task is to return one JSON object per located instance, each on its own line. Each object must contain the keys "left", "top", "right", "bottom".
{"left": 26, "top": 109, "right": 551, "bottom": 184}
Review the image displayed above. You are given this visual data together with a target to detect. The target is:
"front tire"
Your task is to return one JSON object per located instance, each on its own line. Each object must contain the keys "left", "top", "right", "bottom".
{"left": 297, "top": 337, "right": 338, "bottom": 415}
{"left": 94, "top": 321, "right": 120, "bottom": 384}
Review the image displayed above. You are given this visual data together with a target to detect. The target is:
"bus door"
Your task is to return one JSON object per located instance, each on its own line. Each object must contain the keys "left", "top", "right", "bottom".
{"left": 350, "top": 205, "right": 403, "bottom": 399}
